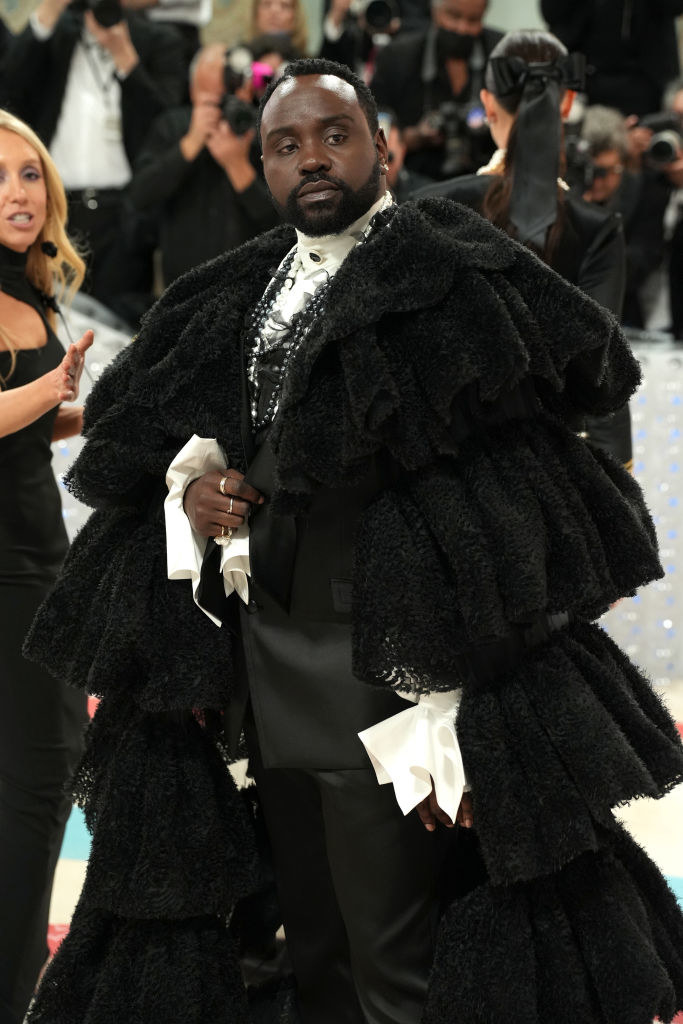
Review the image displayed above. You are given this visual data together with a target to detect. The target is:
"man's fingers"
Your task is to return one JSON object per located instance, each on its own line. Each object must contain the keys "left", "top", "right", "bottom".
{"left": 456, "top": 793, "right": 474, "bottom": 829}
{"left": 430, "top": 790, "right": 454, "bottom": 828}
{"left": 416, "top": 798, "right": 436, "bottom": 832}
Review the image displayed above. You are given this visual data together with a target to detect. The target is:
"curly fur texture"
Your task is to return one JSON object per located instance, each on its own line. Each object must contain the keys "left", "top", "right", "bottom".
{"left": 424, "top": 827, "right": 683, "bottom": 1024}
{"left": 27, "top": 906, "right": 251, "bottom": 1024}
{"left": 23, "top": 198, "right": 683, "bottom": 1022}
{"left": 71, "top": 697, "right": 258, "bottom": 919}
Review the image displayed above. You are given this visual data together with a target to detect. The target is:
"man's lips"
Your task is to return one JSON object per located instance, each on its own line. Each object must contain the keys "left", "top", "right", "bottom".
{"left": 297, "top": 180, "right": 340, "bottom": 198}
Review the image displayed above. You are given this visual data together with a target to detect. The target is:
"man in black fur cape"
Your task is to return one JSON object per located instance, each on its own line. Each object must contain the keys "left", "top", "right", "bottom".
{"left": 24, "top": 57, "right": 683, "bottom": 1024}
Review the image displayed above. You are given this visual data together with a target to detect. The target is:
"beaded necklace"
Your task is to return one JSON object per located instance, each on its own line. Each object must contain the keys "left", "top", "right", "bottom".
{"left": 244, "top": 197, "right": 396, "bottom": 433}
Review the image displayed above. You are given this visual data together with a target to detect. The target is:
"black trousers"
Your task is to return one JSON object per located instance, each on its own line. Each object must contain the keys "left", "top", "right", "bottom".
{"left": 248, "top": 725, "right": 447, "bottom": 1024}
{"left": 0, "top": 581, "right": 87, "bottom": 1024}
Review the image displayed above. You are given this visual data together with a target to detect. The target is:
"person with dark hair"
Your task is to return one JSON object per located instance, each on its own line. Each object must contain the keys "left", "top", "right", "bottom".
{"left": 369, "top": 0, "right": 503, "bottom": 180}
{"left": 580, "top": 103, "right": 672, "bottom": 331}
{"left": 128, "top": 43, "right": 279, "bottom": 289}
{"left": 541, "top": 0, "right": 683, "bottom": 120}
{"left": 416, "top": 29, "right": 633, "bottom": 465}
{"left": 21, "top": 56, "right": 683, "bottom": 1024}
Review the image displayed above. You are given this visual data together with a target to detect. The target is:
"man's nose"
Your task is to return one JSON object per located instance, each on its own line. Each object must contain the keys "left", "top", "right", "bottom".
{"left": 298, "top": 144, "right": 331, "bottom": 174}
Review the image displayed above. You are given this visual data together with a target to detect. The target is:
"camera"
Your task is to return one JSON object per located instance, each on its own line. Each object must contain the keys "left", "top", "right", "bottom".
{"left": 221, "top": 46, "right": 275, "bottom": 136}
{"left": 347, "top": 0, "right": 400, "bottom": 33}
{"left": 70, "top": 0, "right": 123, "bottom": 27}
{"left": 637, "top": 113, "right": 683, "bottom": 169}
{"left": 564, "top": 133, "right": 595, "bottom": 191}
{"left": 426, "top": 99, "right": 487, "bottom": 178}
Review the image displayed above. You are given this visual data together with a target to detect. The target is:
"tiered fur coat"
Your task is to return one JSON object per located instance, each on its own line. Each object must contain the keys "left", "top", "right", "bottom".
{"left": 26, "top": 198, "right": 683, "bottom": 1024}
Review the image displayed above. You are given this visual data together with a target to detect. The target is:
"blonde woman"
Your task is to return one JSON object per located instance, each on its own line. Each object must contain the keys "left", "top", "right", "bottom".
{"left": 0, "top": 109, "right": 93, "bottom": 1024}
{"left": 250, "top": 0, "right": 308, "bottom": 55}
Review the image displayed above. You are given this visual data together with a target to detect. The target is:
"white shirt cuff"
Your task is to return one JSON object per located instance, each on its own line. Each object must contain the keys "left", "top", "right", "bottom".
{"left": 165, "top": 435, "right": 251, "bottom": 627}
{"left": 358, "top": 689, "right": 466, "bottom": 823}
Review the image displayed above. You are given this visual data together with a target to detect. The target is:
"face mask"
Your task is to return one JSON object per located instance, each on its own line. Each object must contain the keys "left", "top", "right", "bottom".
{"left": 436, "top": 27, "right": 477, "bottom": 60}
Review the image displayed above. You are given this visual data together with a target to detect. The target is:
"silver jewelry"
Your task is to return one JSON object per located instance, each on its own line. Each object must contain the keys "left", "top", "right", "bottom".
{"left": 219, "top": 476, "right": 228, "bottom": 496}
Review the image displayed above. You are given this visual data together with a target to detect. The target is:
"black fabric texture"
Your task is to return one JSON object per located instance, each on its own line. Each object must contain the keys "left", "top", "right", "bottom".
{"left": 21, "top": 197, "right": 683, "bottom": 1022}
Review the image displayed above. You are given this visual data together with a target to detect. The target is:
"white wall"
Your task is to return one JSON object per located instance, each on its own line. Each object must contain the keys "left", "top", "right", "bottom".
{"left": 486, "top": 0, "right": 545, "bottom": 32}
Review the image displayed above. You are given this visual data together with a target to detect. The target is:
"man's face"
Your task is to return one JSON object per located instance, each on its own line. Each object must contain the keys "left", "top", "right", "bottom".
{"left": 260, "top": 74, "right": 388, "bottom": 236}
{"left": 432, "top": 0, "right": 487, "bottom": 35}
{"left": 584, "top": 148, "right": 624, "bottom": 204}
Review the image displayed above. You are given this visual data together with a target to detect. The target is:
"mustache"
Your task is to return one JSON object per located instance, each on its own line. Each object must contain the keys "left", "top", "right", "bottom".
{"left": 293, "top": 173, "right": 347, "bottom": 197}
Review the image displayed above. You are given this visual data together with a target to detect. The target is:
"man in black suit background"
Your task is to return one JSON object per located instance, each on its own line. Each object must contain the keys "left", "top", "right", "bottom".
{"left": 1, "top": 0, "right": 186, "bottom": 323}
{"left": 541, "top": 0, "right": 683, "bottom": 119}
{"left": 370, "top": 0, "right": 502, "bottom": 180}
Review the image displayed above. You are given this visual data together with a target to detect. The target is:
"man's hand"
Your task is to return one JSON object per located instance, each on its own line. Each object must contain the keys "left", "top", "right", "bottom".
{"left": 180, "top": 96, "right": 222, "bottom": 162}
{"left": 183, "top": 468, "right": 264, "bottom": 538}
{"left": 206, "top": 122, "right": 257, "bottom": 191}
{"left": 34, "top": 0, "right": 71, "bottom": 32}
{"left": 84, "top": 10, "right": 139, "bottom": 76}
{"left": 416, "top": 783, "right": 473, "bottom": 832}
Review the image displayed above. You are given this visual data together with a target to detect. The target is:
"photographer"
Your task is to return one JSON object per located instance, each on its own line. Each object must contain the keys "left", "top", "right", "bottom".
{"left": 319, "top": 0, "right": 402, "bottom": 80}
{"left": 370, "top": 0, "right": 502, "bottom": 180}
{"left": 0, "top": 0, "right": 186, "bottom": 322}
{"left": 580, "top": 104, "right": 672, "bottom": 329}
{"left": 128, "top": 43, "right": 279, "bottom": 288}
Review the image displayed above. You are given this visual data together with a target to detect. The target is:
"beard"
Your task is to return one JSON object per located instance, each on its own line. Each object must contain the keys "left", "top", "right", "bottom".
{"left": 270, "top": 158, "right": 382, "bottom": 236}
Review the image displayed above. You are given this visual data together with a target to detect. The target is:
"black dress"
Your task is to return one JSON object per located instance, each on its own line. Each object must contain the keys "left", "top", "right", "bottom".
{"left": 0, "top": 247, "right": 87, "bottom": 1024}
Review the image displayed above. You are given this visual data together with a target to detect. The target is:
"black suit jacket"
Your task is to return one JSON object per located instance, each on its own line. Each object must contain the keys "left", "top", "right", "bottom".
{"left": 370, "top": 24, "right": 503, "bottom": 179}
{"left": 541, "top": 0, "right": 683, "bottom": 114}
{"left": 1, "top": 11, "right": 185, "bottom": 162}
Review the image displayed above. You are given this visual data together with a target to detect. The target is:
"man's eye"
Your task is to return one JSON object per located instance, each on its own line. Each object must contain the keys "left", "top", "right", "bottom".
{"left": 327, "top": 133, "right": 346, "bottom": 145}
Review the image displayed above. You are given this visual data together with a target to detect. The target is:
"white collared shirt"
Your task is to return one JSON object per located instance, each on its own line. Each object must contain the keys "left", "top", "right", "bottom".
{"left": 147, "top": 0, "right": 212, "bottom": 27}
{"left": 32, "top": 17, "right": 132, "bottom": 190}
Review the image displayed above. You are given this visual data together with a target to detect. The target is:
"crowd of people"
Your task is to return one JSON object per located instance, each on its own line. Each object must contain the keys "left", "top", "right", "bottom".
{"left": 0, "top": 0, "right": 681, "bottom": 332}
{"left": 1, "top": 3, "right": 683, "bottom": 1024}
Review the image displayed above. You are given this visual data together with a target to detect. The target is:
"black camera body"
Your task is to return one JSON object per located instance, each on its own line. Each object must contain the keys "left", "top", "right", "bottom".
{"left": 426, "top": 99, "right": 487, "bottom": 178}
{"left": 221, "top": 94, "right": 257, "bottom": 136}
{"left": 71, "top": 0, "right": 123, "bottom": 28}
{"left": 638, "top": 114, "right": 683, "bottom": 169}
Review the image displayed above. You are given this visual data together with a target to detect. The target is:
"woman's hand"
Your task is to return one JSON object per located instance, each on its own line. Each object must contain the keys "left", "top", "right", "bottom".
{"left": 50, "top": 329, "right": 94, "bottom": 404}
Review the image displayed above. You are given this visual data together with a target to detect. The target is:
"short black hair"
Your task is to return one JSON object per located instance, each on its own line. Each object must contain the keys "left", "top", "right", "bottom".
{"left": 256, "top": 57, "right": 379, "bottom": 147}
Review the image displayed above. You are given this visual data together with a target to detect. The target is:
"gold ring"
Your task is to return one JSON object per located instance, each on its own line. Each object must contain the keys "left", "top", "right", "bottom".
{"left": 219, "top": 525, "right": 232, "bottom": 540}
{"left": 220, "top": 524, "right": 225, "bottom": 536}
{"left": 228, "top": 497, "right": 234, "bottom": 515}
{"left": 219, "top": 476, "right": 228, "bottom": 495}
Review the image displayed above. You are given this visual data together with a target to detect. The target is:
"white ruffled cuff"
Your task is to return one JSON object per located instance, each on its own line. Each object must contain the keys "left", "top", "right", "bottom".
{"left": 358, "top": 689, "right": 466, "bottom": 823}
{"left": 164, "top": 435, "right": 251, "bottom": 627}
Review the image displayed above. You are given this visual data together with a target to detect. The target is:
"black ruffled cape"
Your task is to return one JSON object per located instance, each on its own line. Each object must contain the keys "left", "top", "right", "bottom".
{"left": 24, "top": 199, "right": 683, "bottom": 1023}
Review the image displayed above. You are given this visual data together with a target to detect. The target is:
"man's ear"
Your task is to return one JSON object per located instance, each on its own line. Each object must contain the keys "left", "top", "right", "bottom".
{"left": 376, "top": 126, "right": 389, "bottom": 168}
